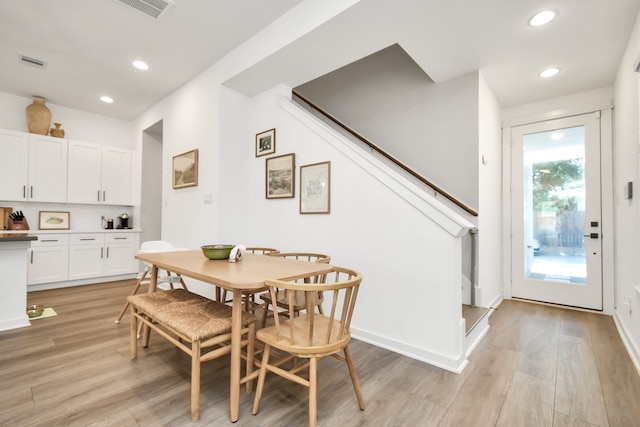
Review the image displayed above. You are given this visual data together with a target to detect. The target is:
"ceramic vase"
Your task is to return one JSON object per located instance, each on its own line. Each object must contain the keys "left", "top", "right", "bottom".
{"left": 25, "top": 96, "right": 52, "bottom": 135}
{"left": 50, "top": 123, "right": 65, "bottom": 138}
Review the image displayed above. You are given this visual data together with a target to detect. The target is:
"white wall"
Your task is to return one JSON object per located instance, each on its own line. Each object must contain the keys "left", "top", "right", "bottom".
{"left": 295, "top": 46, "right": 480, "bottom": 212}
{"left": 477, "top": 72, "right": 503, "bottom": 308}
{"left": 612, "top": 9, "right": 640, "bottom": 368}
{"left": 0, "top": 92, "right": 133, "bottom": 148}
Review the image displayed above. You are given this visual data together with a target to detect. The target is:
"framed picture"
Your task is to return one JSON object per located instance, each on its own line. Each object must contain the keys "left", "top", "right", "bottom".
{"left": 39, "top": 211, "right": 70, "bottom": 230}
{"left": 256, "top": 128, "right": 276, "bottom": 157}
{"left": 173, "top": 149, "right": 199, "bottom": 189}
{"left": 266, "top": 153, "right": 295, "bottom": 199}
{"left": 300, "top": 161, "right": 331, "bottom": 214}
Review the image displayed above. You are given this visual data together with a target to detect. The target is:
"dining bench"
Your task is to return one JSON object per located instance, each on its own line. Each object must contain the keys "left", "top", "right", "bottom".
{"left": 128, "top": 288, "right": 256, "bottom": 422}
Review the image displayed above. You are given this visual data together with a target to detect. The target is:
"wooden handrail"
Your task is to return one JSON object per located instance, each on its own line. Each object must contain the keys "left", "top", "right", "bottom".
{"left": 292, "top": 90, "right": 479, "bottom": 217}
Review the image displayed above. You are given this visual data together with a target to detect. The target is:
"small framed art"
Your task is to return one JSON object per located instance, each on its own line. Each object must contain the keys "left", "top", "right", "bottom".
{"left": 39, "top": 211, "right": 70, "bottom": 230}
{"left": 256, "top": 128, "right": 276, "bottom": 157}
{"left": 266, "top": 153, "right": 295, "bottom": 199}
{"left": 300, "top": 161, "right": 331, "bottom": 214}
{"left": 172, "top": 149, "right": 199, "bottom": 189}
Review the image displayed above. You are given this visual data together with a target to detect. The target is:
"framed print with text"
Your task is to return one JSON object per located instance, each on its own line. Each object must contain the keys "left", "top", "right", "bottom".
{"left": 300, "top": 161, "right": 330, "bottom": 214}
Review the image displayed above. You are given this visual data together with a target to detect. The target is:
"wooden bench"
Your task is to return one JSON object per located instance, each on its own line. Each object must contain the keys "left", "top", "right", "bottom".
{"left": 129, "top": 288, "right": 256, "bottom": 422}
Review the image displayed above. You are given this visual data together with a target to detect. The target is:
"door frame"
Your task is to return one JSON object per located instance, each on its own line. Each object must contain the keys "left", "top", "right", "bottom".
{"left": 502, "top": 106, "right": 614, "bottom": 315}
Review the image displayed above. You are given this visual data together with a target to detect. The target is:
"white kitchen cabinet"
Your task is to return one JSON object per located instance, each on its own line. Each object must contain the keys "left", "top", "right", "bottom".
{"left": 67, "top": 141, "right": 133, "bottom": 205}
{"left": 28, "top": 134, "right": 68, "bottom": 202}
{"left": 68, "top": 233, "right": 104, "bottom": 280}
{"left": 68, "top": 232, "right": 138, "bottom": 280}
{"left": 103, "top": 233, "right": 138, "bottom": 275}
{"left": 0, "top": 131, "right": 67, "bottom": 202}
{"left": 0, "top": 129, "right": 28, "bottom": 201}
{"left": 28, "top": 234, "right": 69, "bottom": 285}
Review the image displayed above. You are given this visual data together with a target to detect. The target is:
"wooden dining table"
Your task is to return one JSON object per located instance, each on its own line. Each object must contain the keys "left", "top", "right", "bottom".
{"left": 134, "top": 249, "right": 333, "bottom": 422}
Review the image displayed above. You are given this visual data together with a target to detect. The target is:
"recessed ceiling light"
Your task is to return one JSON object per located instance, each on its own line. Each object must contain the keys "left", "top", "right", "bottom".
{"left": 132, "top": 60, "right": 149, "bottom": 70}
{"left": 529, "top": 10, "right": 556, "bottom": 27}
{"left": 100, "top": 96, "right": 114, "bottom": 104}
{"left": 539, "top": 68, "right": 560, "bottom": 78}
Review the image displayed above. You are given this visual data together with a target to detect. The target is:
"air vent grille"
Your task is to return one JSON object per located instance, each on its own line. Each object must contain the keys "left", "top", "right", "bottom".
{"left": 115, "top": 0, "right": 175, "bottom": 21}
{"left": 20, "top": 55, "right": 46, "bottom": 69}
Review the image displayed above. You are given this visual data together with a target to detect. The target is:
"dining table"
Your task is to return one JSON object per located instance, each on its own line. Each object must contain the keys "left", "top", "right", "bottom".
{"left": 134, "top": 249, "right": 333, "bottom": 422}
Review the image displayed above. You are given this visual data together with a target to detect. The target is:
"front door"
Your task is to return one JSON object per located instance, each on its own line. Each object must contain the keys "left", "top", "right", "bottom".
{"left": 511, "top": 112, "right": 602, "bottom": 310}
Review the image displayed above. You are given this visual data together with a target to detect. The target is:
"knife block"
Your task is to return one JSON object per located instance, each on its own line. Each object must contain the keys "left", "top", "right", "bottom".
{"left": 8, "top": 217, "right": 29, "bottom": 230}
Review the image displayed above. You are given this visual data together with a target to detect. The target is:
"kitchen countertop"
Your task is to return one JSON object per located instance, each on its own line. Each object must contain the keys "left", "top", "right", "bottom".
{"left": 0, "top": 234, "right": 38, "bottom": 242}
{"left": 0, "top": 229, "right": 142, "bottom": 235}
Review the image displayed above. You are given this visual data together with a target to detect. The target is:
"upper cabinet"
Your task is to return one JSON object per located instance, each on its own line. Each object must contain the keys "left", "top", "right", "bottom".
{"left": 67, "top": 141, "right": 134, "bottom": 205}
{"left": 0, "top": 130, "right": 67, "bottom": 202}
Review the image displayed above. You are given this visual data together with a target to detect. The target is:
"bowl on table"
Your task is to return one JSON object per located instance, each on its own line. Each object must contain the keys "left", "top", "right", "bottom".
{"left": 27, "top": 304, "right": 44, "bottom": 318}
{"left": 201, "top": 244, "right": 234, "bottom": 260}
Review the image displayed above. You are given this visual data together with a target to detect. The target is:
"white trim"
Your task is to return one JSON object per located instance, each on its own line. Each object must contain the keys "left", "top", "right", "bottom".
{"left": 613, "top": 310, "right": 640, "bottom": 374}
{"left": 352, "top": 327, "right": 468, "bottom": 374}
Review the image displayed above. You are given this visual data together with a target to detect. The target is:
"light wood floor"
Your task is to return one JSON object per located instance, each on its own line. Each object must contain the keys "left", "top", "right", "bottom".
{"left": 1, "top": 280, "right": 639, "bottom": 426}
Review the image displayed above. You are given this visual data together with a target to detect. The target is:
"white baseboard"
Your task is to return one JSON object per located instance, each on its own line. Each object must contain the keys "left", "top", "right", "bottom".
{"left": 0, "top": 315, "right": 31, "bottom": 332}
{"left": 27, "top": 274, "right": 136, "bottom": 292}
{"left": 613, "top": 310, "right": 640, "bottom": 374}
{"left": 351, "top": 327, "right": 468, "bottom": 374}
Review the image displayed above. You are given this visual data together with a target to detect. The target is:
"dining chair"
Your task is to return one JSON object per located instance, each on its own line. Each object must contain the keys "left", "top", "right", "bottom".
{"left": 251, "top": 266, "right": 365, "bottom": 427}
{"left": 219, "top": 247, "right": 279, "bottom": 313}
{"left": 115, "top": 240, "right": 188, "bottom": 327}
{"left": 129, "top": 288, "right": 256, "bottom": 422}
{"left": 259, "top": 253, "right": 330, "bottom": 328}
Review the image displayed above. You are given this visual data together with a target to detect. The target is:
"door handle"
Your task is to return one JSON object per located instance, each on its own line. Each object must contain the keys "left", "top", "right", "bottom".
{"left": 584, "top": 233, "right": 599, "bottom": 239}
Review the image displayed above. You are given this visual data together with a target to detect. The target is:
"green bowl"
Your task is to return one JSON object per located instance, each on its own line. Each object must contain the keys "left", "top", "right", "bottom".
{"left": 201, "top": 244, "right": 234, "bottom": 260}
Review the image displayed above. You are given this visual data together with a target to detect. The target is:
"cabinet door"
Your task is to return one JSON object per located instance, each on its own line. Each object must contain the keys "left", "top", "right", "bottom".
{"left": 0, "top": 129, "right": 29, "bottom": 201}
{"left": 28, "top": 245, "right": 69, "bottom": 285}
{"left": 68, "top": 234, "right": 104, "bottom": 280}
{"left": 104, "top": 234, "right": 137, "bottom": 275}
{"left": 28, "top": 135, "right": 68, "bottom": 202}
{"left": 67, "top": 140, "right": 102, "bottom": 204}
{"left": 101, "top": 148, "right": 133, "bottom": 205}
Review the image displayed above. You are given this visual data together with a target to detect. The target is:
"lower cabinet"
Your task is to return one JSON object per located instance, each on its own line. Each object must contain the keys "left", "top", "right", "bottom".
{"left": 27, "top": 231, "right": 139, "bottom": 285}
{"left": 28, "top": 234, "right": 69, "bottom": 285}
{"left": 69, "top": 233, "right": 137, "bottom": 280}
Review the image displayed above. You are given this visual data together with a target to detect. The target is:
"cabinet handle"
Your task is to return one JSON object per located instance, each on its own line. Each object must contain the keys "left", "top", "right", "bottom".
{"left": 30, "top": 250, "right": 33, "bottom": 264}
{"left": 114, "top": 237, "right": 127, "bottom": 240}
{"left": 23, "top": 185, "right": 26, "bottom": 199}
{"left": 106, "top": 247, "right": 110, "bottom": 258}
{"left": 80, "top": 238, "right": 96, "bottom": 241}
{"left": 30, "top": 186, "right": 33, "bottom": 198}
{"left": 101, "top": 247, "right": 104, "bottom": 258}
{"left": 103, "top": 190, "right": 106, "bottom": 202}
{"left": 41, "top": 239, "right": 58, "bottom": 242}
{"left": 97, "top": 190, "right": 101, "bottom": 202}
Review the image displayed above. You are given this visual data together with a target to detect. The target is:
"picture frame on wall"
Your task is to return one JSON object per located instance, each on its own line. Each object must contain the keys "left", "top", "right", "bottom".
{"left": 256, "top": 128, "right": 276, "bottom": 157}
{"left": 172, "top": 149, "right": 199, "bottom": 189}
{"left": 266, "top": 153, "right": 295, "bottom": 199}
{"left": 39, "top": 211, "right": 70, "bottom": 230}
{"left": 300, "top": 161, "right": 331, "bottom": 214}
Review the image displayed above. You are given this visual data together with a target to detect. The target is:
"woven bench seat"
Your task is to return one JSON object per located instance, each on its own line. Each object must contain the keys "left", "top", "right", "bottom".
{"left": 128, "top": 288, "right": 255, "bottom": 340}
{"left": 128, "top": 288, "right": 256, "bottom": 422}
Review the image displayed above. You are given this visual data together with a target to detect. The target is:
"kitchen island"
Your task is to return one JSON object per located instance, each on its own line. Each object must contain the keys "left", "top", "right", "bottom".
{"left": 0, "top": 234, "right": 37, "bottom": 331}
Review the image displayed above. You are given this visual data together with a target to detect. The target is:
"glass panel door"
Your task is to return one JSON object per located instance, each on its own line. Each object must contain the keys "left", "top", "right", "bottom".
{"left": 511, "top": 113, "right": 602, "bottom": 310}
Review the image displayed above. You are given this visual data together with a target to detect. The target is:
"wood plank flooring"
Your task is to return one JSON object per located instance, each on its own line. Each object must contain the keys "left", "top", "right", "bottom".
{"left": 1, "top": 280, "right": 639, "bottom": 426}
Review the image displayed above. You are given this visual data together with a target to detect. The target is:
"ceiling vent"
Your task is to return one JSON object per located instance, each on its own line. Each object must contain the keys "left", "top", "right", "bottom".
{"left": 115, "top": 0, "right": 175, "bottom": 21}
{"left": 19, "top": 55, "right": 46, "bottom": 69}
